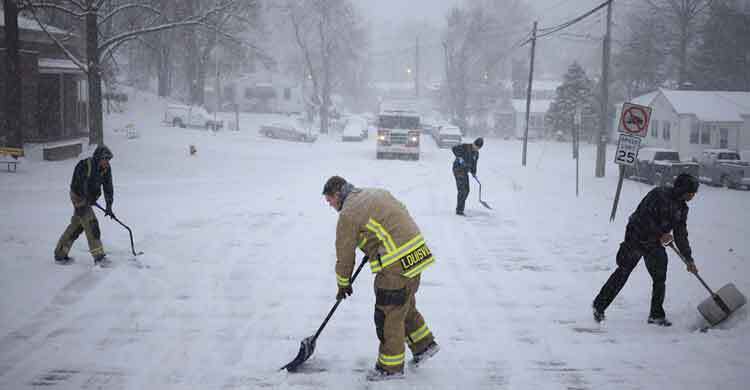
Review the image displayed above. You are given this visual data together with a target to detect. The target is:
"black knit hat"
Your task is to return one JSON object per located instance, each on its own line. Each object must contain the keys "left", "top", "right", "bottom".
{"left": 673, "top": 173, "right": 699, "bottom": 196}
{"left": 93, "top": 145, "right": 113, "bottom": 161}
{"left": 474, "top": 137, "right": 484, "bottom": 148}
{"left": 322, "top": 176, "right": 347, "bottom": 195}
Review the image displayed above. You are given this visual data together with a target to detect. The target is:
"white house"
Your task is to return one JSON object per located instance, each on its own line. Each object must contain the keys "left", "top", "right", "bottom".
{"left": 221, "top": 72, "right": 304, "bottom": 114}
{"left": 613, "top": 89, "right": 750, "bottom": 160}
{"left": 510, "top": 99, "right": 553, "bottom": 139}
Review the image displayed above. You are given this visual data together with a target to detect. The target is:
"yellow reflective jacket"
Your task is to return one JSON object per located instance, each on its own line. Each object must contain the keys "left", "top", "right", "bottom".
{"left": 335, "top": 188, "right": 434, "bottom": 287}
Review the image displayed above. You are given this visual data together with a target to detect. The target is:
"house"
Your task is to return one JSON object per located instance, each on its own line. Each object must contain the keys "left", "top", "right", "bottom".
{"left": 509, "top": 99, "right": 553, "bottom": 140}
{"left": 0, "top": 11, "right": 88, "bottom": 161}
{"left": 613, "top": 89, "right": 750, "bottom": 160}
{"left": 492, "top": 80, "right": 560, "bottom": 139}
{"left": 220, "top": 72, "right": 304, "bottom": 114}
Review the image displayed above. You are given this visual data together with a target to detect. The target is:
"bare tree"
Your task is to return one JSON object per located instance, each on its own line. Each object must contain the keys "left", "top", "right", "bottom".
{"left": 442, "top": 0, "right": 530, "bottom": 131}
{"left": 284, "top": 0, "right": 365, "bottom": 134}
{"left": 22, "top": 0, "right": 240, "bottom": 145}
{"left": 613, "top": 12, "right": 668, "bottom": 98}
{"left": 645, "top": 0, "right": 711, "bottom": 88}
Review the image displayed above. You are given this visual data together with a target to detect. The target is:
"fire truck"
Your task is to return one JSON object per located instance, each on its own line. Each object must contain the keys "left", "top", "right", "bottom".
{"left": 376, "top": 100, "right": 421, "bottom": 160}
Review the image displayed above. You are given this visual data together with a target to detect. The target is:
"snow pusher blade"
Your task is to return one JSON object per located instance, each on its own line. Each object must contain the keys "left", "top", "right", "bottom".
{"left": 667, "top": 242, "right": 746, "bottom": 327}
{"left": 472, "top": 175, "right": 492, "bottom": 210}
{"left": 281, "top": 256, "right": 369, "bottom": 372}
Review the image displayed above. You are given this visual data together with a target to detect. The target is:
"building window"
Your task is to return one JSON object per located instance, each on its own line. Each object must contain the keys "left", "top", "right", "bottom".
{"left": 283, "top": 88, "right": 291, "bottom": 100}
{"left": 700, "top": 123, "right": 712, "bottom": 145}
{"left": 690, "top": 122, "right": 699, "bottom": 144}
{"left": 719, "top": 127, "right": 729, "bottom": 148}
{"left": 663, "top": 121, "right": 671, "bottom": 141}
{"left": 651, "top": 119, "right": 659, "bottom": 138}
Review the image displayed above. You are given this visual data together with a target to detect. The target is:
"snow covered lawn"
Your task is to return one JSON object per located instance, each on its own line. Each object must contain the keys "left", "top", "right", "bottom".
{"left": 1, "top": 91, "right": 748, "bottom": 389}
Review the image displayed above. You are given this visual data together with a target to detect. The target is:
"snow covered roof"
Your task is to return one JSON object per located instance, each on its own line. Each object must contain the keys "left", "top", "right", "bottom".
{"left": 0, "top": 10, "right": 69, "bottom": 35}
{"left": 38, "top": 58, "right": 83, "bottom": 74}
{"left": 511, "top": 99, "right": 553, "bottom": 114}
{"left": 659, "top": 89, "right": 750, "bottom": 122}
{"left": 499, "top": 80, "right": 562, "bottom": 91}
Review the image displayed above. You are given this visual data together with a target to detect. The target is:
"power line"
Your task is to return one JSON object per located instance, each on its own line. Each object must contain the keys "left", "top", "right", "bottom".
{"left": 518, "top": 0, "right": 612, "bottom": 46}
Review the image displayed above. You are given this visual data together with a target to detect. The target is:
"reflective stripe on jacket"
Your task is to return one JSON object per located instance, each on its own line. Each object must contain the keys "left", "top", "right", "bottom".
{"left": 335, "top": 188, "right": 434, "bottom": 284}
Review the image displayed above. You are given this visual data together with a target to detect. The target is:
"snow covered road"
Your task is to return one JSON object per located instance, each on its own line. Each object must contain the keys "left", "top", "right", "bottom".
{"left": 1, "top": 100, "right": 749, "bottom": 389}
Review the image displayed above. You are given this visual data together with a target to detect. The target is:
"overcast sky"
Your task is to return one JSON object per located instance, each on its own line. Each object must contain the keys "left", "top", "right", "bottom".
{"left": 354, "top": 0, "right": 460, "bottom": 25}
{"left": 354, "top": 0, "right": 608, "bottom": 26}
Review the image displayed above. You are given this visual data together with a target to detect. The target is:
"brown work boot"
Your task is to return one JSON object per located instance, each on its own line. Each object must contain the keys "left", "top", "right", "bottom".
{"left": 410, "top": 341, "right": 440, "bottom": 367}
{"left": 365, "top": 365, "right": 404, "bottom": 382}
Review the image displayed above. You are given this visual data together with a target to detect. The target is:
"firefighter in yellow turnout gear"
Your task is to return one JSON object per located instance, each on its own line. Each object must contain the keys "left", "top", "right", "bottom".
{"left": 323, "top": 176, "right": 439, "bottom": 381}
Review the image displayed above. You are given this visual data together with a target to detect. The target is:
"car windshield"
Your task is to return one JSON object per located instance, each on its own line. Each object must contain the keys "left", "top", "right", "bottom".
{"left": 717, "top": 152, "right": 740, "bottom": 160}
{"left": 654, "top": 151, "right": 680, "bottom": 161}
{"left": 378, "top": 115, "right": 419, "bottom": 129}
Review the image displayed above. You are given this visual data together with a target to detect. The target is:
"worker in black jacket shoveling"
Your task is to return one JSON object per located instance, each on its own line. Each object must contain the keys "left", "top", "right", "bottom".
{"left": 452, "top": 137, "right": 483, "bottom": 216}
{"left": 592, "top": 173, "right": 700, "bottom": 326}
{"left": 54, "top": 145, "right": 115, "bottom": 266}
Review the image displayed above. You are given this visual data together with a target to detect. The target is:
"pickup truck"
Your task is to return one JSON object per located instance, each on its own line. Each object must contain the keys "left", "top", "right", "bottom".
{"left": 698, "top": 149, "right": 750, "bottom": 190}
{"left": 625, "top": 147, "right": 699, "bottom": 186}
{"left": 164, "top": 104, "right": 223, "bottom": 130}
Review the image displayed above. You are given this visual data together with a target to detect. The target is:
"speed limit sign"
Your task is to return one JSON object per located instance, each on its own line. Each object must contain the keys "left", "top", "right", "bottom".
{"left": 614, "top": 134, "right": 641, "bottom": 166}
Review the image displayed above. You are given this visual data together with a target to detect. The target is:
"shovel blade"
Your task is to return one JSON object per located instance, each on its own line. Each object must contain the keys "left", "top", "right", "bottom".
{"left": 280, "top": 336, "right": 316, "bottom": 372}
{"left": 698, "top": 283, "right": 746, "bottom": 326}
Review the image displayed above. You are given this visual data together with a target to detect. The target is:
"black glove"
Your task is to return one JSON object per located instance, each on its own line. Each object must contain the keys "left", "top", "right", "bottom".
{"left": 336, "top": 285, "right": 352, "bottom": 300}
{"left": 105, "top": 204, "right": 115, "bottom": 219}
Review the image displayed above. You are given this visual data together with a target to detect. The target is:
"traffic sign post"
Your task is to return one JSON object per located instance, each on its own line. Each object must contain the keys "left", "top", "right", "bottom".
{"left": 610, "top": 103, "right": 650, "bottom": 222}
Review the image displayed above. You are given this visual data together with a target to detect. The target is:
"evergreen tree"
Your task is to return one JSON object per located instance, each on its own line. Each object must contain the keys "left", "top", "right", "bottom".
{"left": 545, "top": 62, "right": 599, "bottom": 140}
{"left": 692, "top": 3, "right": 750, "bottom": 91}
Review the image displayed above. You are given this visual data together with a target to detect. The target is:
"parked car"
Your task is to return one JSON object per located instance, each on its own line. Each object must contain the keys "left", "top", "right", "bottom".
{"left": 435, "top": 125, "right": 462, "bottom": 148}
{"left": 259, "top": 121, "right": 317, "bottom": 143}
{"left": 625, "top": 147, "right": 699, "bottom": 186}
{"left": 698, "top": 149, "right": 750, "bottom": 189}
{"left": 164, "top": 104, "right": 223, "bottom": 130}
{"left": 341, "top": 117, "right": 368, "bottom": 142}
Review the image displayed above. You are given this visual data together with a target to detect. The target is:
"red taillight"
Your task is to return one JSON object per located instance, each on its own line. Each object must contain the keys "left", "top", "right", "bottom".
{"left": 406, "top": 131, "right": 420, "bottom": 147}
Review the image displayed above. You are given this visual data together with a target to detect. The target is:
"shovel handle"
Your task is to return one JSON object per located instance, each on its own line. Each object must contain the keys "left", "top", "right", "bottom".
{"left": 312, "top": 255, "right": 369, "bottom": 341}
{"left": 94, "top": 203, "right": 141, "bottom": 257}
{"left": 666, "top": 242, "right": 716, "bottom": 296}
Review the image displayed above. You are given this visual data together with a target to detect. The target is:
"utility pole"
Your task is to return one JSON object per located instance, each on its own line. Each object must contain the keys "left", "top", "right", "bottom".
{"left": 595, "top": 0, "right": 613, "bottom": 177}
{"left": 522, "top": 21, "right": 538, "bottom": 167}
{"left": 442, "top": 41, "right": 453, "bottom": 118}
{"left": 415, "top": 36, "right": 420, "bottom": 98}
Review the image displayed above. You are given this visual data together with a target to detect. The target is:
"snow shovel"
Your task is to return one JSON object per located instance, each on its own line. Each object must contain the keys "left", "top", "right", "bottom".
{"left": 667, "top": 242, "right": 746, "bottom": 327}
{"left": 94, "top": 203, "right": 144, "bottom": 257}
{"left": 281, "top": 255, "right": 369, "bottom": 372}
{"left": 472, "top": 175, "right": 492, "bottom": 210}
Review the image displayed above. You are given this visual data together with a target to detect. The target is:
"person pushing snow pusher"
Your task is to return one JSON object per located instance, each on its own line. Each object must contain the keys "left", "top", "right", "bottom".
{"left": 593, "top": 173, "right": 700, "bottom": 326}
{"left": 452, "top": 137, "right": 484, "bottom": 215}
{"left": 54, "top": 145, "right": 116, "bottom": 267}
{"left": 323, "top": 176, "right": 440, "bottom": 381}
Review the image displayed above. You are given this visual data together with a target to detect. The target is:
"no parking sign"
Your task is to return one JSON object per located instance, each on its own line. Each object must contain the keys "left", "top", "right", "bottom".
{"left": 618, "top": 102, "right": 652, "bottom": 137}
